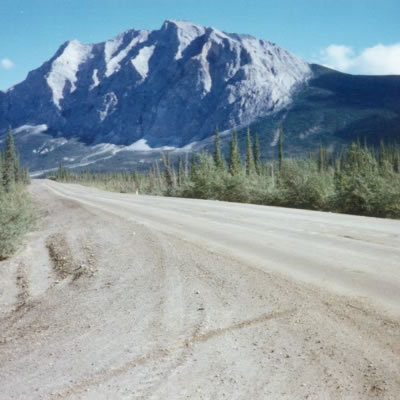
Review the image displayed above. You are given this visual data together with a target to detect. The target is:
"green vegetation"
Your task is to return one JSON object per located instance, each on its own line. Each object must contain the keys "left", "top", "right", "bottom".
{"left": 0, "top": 128, "right": 33, "bottom": 260}
{"left": 53, "top": 131, "right": 400, "bottom": 219}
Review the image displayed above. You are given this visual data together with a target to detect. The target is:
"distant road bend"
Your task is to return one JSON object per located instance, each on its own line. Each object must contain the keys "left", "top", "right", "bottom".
{"left": 43, "top": 179, "right": 400, "bottom": 314}
{"left": 1, "top": 179, "right": 399, "bottom": 399}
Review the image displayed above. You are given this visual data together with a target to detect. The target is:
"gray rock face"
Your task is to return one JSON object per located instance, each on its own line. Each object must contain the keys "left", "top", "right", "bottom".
{"left": 0, "top": 20, "right": 311, "bottom": 147}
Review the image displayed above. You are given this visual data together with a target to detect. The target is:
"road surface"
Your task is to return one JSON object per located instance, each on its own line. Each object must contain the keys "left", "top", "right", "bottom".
{"left": 0, "top": 180, "right": 399, "bottom": 399}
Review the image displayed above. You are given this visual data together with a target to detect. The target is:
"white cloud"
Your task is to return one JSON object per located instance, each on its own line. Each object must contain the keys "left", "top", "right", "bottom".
{"left": 320, "top": 45, "right": 355, "bottom": 71}
{"left": 319, "top": 43, "right": 400, "bottom": 75}
{"left": 1, "top": 58, "right": 15, "bottom": 70}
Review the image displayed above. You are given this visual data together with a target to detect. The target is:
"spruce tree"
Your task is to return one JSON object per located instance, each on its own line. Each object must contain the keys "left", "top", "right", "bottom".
{"left": 318, "top": 145, "right": 328, "bottom": 173}
{"left": 253, "top": 134, "right": 261, "bottom": 175}
{"left": 379, "top": 139, "right": 387, "bottom": 168}
{"left": 393, "top": 143, "right": 400, "bottom": 173}
{"left": 228, "top": 132, "right": 241, "bottom": 176}
{"left": 161, "top": 152, "right": 173, "bottom": 190}
{"left": 14, "top": 148, "right": 21, "bottom": 183}
{"left": 245, "top": 129, "right": 255, "bottom": 176}
{"left": 278, "top": 125, "right": 284, "bottom": 171}
{"left": 56, "top": 161, "right": 65, "bottom": 180}
{"left": 154, "top": 161, "right": 162, "bottom": 189}
{"left": 184, "top": 153, "right": 189, "bottom": 179}
{"left": 189, "top": 154, "right": 197, "bottom": 180}
{"left": 4, "top": 127, "right": 17, "bottom": 191}
{"left": 177, "top": 157, "right": 184, "bottom": 186}
{"left": 214, "top": 128, "right": 225, "bottom": 170}
{"left": 335, "top": 142, "right": 381, "bottom": 215}
{"left": 0, "top": 150, "right": 4, "bottom": 192}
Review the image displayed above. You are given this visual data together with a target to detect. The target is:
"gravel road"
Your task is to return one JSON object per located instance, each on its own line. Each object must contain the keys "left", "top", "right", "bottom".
{"left": 0, "top": 180, "right": 399, "bottom": 399}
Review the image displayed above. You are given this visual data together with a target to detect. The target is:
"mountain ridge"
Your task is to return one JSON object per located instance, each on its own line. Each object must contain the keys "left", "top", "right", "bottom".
{"left": 1, "top": 20, "right": 311, "bottom": 147}
{"left": 1, "top": 20, "right": 399, "bottom": 173}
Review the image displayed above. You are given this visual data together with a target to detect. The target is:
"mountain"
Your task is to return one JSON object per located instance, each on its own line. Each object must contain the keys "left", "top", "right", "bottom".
{"left": 238, "top": 64, "right": 400, "bottom": 158}
{"left": 1, "top": 20, "right": 311, "bottom": 145}
{"left": 0, "top": 20, "right": 399, "bottom": 173}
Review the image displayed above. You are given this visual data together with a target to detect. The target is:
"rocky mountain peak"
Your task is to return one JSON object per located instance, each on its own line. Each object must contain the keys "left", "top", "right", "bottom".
{"left": 1, "top": 20, "right": 311, "bottom": 148}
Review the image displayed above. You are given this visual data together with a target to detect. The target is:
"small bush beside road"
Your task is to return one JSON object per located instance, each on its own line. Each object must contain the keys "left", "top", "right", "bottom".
{"left": 0, "top": 128, "right": 33, "bottom": 260}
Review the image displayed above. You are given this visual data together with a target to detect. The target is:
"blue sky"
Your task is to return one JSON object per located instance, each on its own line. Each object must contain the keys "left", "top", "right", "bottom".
{"left": 1, "top": 0, "right": 400, "bottom": 90}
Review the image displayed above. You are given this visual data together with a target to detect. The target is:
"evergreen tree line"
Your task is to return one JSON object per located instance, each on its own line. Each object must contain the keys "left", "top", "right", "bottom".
{"left": 54, "top": 129, "right": 400, "bottom": 219}
{"left": 0, "top": 128, "right": 30, "bottom": 192}
{"left": 0, "top": 128, "right": 33, "bottom": 260}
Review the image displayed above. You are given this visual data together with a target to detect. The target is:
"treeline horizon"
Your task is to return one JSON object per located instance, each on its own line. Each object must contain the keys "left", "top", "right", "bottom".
{"left": 53, "top": 129, "right": 400, "bottom": 219}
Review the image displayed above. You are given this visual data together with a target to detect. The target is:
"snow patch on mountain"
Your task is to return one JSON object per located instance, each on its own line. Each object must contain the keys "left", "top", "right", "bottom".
{"left": 30, "top": 135, "right": 69, "bottom": 155}
{"left": 104, "top": 33, "right": 124, "bottom": 66}
{"left": 34, "top": 145, "right": 55, "bottom": 155}
{"left": 90, "top": 69, "right": 100, "bottom": 90}
{"left": 104, "top": 31, "right": 149, "bottom": 77}
{"left": 126, "top": 138, "right": 152, "bottom": 151}
{"left": 131, "top": 45, "right": 155, "bottom": 80}
{"left": 46, "top": 40, "right": 93, "bottom": 109}
{"left": 84, "top": 143, "right": 121, "bottom": 159}
{"left": 299, "top": 125, "right": 321, "bottom": 139}
{"left": 99, "top": 92, "right": 118, "bottom": 121}
{"left": 191, "top": 40, "right": 213, "bottom": 95}
{"left": 166, "top": 20, "right": 205, "bottom": 60}
{"left": 14, "top": 124, "right": 48, "bottom": 135}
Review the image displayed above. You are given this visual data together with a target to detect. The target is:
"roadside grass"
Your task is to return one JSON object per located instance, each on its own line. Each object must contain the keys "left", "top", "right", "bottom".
{"left": 0, "top": 187, "right": 35, "bottom": 260}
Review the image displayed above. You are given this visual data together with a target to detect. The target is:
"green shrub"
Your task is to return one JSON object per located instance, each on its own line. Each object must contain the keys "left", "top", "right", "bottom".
{"left": 221, "top": 174, "right": 250, "bottom": 203}
{"left": 0, "top": 188, "right": 35, "bottom": 260}
{"left": 273, "top": 159, "right": 334, "bottom": 210}
{"left": 370, "top": 177, "right": 400, "bottom": 218}
{"left": 333, "top": 144, "right": 400, "bottom": 217}
{"left": 181, "top": 153, "right": 226, "bottom": 199}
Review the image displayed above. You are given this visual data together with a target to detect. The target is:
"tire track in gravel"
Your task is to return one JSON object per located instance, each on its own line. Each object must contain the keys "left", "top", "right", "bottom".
{"left": 126, "top": 231, "right": 199, "bottom": 399}
{"left": 53, "top": 310, "right": 292, "bottom": 399}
